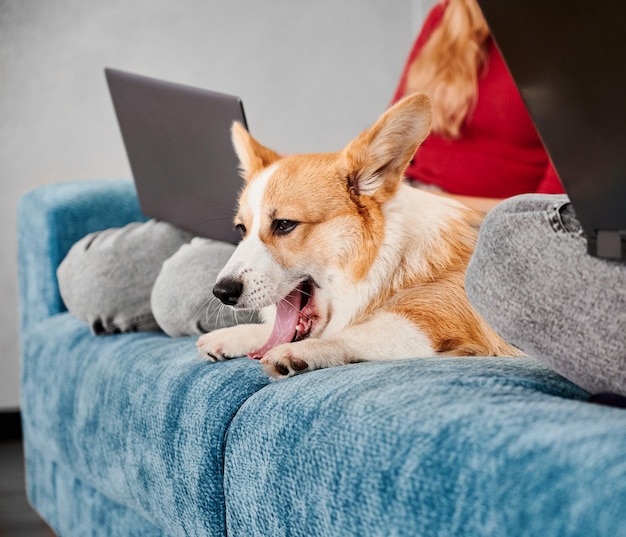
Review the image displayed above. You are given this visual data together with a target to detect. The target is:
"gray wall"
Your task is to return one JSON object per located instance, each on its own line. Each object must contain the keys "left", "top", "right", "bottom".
{"left": 0, "top": 0, "right": 435, "bottom": 409}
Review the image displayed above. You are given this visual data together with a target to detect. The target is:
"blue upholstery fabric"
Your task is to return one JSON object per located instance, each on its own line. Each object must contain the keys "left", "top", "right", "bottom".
{"left": 26, "top": 443, "right": 165, "bottom": 537}
{"left": 22, "top": 313, "right": 268, "bottom": 537}
{"left": 226, "top": 359, "right": 626, "bottom": 537}
{"left": 17, "top": 180, "right": 626, "bottom": 537}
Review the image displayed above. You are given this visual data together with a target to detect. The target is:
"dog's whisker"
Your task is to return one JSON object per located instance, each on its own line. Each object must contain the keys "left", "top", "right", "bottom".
{"left": 209, "top": 304, "right": 219, "bottom": 331}
{"left": 275, "top": 295, "right": 312, "bottom": 321}
{"left": 193, "top": 295, "right": 216, "bottom": 321}
{"left": 207, "top": 302, "right": 224, "bottom": 333}
{"left": 219, "top": 304, "right": 228, "bottom": 330}
{"left": 199, "top": 281, "right": 219, "bottom": 292}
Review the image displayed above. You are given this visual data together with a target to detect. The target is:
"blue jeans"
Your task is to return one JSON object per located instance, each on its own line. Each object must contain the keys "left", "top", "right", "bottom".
{"left": 57, "top": 220, "right": 258, "bottom": 337}
{"left": 465, "top": 194, "right": 626, "bottom": 396}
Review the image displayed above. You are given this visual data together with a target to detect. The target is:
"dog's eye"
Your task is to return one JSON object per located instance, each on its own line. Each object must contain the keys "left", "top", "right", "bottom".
{"left": 235, "top": 223, "right": 247, "bottom": 236}
{"left": 272, "top": 219, "right": 298, "bottom": 236}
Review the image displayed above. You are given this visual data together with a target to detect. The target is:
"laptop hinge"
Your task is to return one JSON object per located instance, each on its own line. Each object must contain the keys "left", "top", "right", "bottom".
{"left": 587, "top": 230, "right": 626, "bottom": 260}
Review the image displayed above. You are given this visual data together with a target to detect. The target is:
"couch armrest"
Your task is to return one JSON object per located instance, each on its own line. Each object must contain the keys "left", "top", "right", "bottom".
{"left": 17, "top": 179, "right": 147, "bottom": 333}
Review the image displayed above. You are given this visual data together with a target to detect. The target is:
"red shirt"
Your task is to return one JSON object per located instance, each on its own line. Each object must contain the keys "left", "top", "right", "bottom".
{"left": 393, "top": 2, "right": 564, "bottom": 197}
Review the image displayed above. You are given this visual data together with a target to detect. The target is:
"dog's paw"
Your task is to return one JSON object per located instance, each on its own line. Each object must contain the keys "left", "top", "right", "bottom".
{"left": 259, "top": 342, "right": 311, "bottom": 378}
{"left": 259, "top": 338, "right": 352, "bottom": 379}
{"left": 196, "top": 324, "right": 270, "bottom": 362}
{"left": 196, "top": 329, "right": 244, "bottom": 361}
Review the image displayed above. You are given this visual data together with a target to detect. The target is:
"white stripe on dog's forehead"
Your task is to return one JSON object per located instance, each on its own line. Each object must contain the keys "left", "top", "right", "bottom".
{"left": 246, "top": 164, "right": 277, "bottom": 234}
{"left": 217, "top": 163, "right": 279, "bottom": 286}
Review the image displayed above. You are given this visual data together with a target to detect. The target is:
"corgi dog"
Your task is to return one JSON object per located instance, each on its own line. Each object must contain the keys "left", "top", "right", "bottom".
{"left": 196, "top": 93, "right": 522, "bottom": 378}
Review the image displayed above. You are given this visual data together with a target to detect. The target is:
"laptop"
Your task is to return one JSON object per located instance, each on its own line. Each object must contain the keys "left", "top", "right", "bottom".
{"left": 105, "top": 67, "right": 246, "bottom": 244}
{"left": 477, "top": 0, "right": 626, "bottom": 260}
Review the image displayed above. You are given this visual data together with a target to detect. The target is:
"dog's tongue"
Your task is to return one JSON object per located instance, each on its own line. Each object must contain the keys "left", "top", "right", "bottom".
{"left": 248, "top": 286, "right": 302, "bottom": 360}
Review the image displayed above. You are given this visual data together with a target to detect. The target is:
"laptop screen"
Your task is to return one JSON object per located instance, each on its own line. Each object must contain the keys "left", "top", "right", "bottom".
{"left": 477, "top": 0, "right": 626, "bottom": 259}
{"left": 106, "top": 68, "right": 247, "bottom": 244}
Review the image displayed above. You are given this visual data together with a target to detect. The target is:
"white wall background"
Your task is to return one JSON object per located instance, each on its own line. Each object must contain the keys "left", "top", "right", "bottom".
{"left": 0, "top": 0, "right": 436, "bottom": 410}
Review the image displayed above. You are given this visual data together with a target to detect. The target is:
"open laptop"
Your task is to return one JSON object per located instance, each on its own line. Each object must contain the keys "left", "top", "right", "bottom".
{"left": 477, "top": 0, "right": 626, "bottom": 260}
{"left": 105, "top": 67, "right": 246, "bottom": 244}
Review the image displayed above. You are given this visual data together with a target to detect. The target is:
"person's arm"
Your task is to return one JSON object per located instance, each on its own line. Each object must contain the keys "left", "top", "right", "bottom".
{"left": 429, "top": 191, "right": 503, "bottom": 213}
{"left": 431, "top": 158, "right": 566, "bottom": 213}
{"left": 442, "top": 193, "right": 503, "bottom": 212}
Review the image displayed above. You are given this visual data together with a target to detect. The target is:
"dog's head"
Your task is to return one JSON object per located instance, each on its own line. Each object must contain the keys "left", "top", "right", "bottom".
{"left": 212, "top": 94, "right": 431, "bottom": 355}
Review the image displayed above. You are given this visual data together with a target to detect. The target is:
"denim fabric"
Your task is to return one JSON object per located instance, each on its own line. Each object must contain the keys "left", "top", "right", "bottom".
{"left": 21, "top": 313, "right": 269, "bottom": 537}
{"left": 466, "top": 194, "right": 626, "bottom": 395}
{"left": 57, "top": 220, "right": 194, "bottom": 334}
{"left": 38, "top": 180, "right": 253, "bottom": 338}
{"left": 151, "top": 237, "right": 258, "bottom": 337}
{"left": 224, "top": 359, "right": 626, "bottom": 537}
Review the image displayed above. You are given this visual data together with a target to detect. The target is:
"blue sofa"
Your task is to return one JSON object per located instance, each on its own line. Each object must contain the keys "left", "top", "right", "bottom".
{"left": 17, "top": 179, "right": 626, "bottom": 537}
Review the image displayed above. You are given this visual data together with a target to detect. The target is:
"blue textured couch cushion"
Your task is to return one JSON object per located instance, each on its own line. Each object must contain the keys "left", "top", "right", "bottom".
{"left": 22, "top": 312, "right": 269, "bottom": 536}
{"left": 224, "top": 358, "right": 626, "bottom": 537}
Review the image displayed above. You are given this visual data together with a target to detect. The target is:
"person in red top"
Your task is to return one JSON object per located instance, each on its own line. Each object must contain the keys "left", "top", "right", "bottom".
{"left": 394, "top": 0, "right": 564, "bottom": 212}
{"left": 401, "top": 0, "right": 626, "bottom": 403}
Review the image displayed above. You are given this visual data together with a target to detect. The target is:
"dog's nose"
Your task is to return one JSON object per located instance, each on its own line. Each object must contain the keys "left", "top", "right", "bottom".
{"left": 213, "top": 278, "right": 244, "bottom": 306}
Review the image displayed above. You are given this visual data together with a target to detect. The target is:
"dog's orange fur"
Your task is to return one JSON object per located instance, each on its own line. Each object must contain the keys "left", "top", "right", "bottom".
{"left": 197, "top": 94, "right": 522, "bottom": 378}
{"left": 234, "top": 145, "right": 390, "bottom": 284}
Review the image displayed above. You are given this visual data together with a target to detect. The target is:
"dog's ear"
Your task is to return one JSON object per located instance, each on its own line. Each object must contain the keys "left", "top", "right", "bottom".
{"left": 341, "top": 93, "right": 432, "bottom": 202}
{"left": 231, "top": 122, "right": 281, "bottom": 182}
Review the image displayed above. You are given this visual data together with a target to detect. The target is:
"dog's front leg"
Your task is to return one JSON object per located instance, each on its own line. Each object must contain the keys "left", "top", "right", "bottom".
{"left": 260, "top": 311, "right": 435, "bottom": 378}
{"left": 196, "top": 323, "right": 272, "bottom": 361}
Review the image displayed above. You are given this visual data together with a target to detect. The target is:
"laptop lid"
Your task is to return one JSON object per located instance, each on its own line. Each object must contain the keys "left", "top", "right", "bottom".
{"left": 476, "top": 0, "right": 626, "bottom": 260}
{"left": 105, "top": 67, "right": 246, "bottom": 244}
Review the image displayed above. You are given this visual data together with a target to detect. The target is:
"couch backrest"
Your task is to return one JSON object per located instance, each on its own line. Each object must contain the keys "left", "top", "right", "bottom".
{"left": 17, "top": 179, "right": 146, "bottom": 335}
